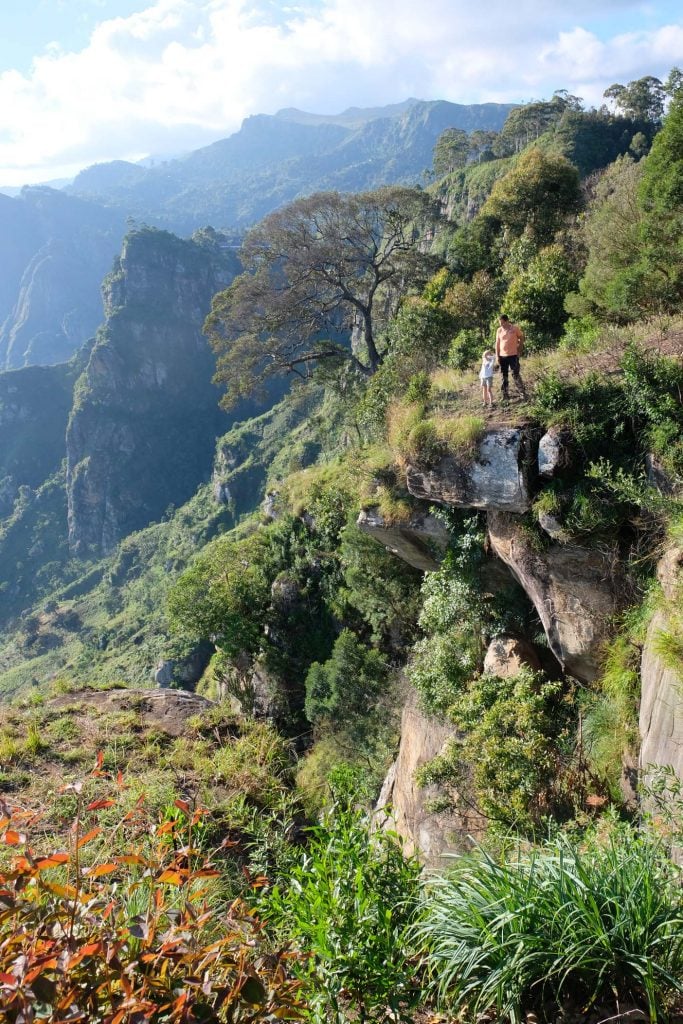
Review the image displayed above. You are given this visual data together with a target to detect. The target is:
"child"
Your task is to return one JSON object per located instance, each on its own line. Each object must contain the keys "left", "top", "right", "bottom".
{"left": 479, "top": 348, "right": 495, "bottom": 408}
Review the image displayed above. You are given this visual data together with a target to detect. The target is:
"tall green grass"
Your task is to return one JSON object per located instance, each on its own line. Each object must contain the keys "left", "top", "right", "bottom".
{"left": 415, "top": 827, "right": 683, "bottom": 1022}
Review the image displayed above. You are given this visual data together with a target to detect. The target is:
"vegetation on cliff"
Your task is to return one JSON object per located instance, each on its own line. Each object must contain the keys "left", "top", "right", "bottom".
{"left": 1, "top": 77, "right": 683, "bottom": 1022}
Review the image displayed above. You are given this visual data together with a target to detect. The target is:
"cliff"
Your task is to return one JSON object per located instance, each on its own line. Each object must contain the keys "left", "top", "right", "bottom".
{"left": 66, "top": 228, "right": 239, "bottom": 556}
{"left": 0, "top": 187, "right": 126, "bottom": 369}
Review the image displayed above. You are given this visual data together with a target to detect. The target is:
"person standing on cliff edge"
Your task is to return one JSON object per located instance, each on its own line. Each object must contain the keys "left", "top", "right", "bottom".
{"left": 495, "top": 314, "right": 527, "bottom": 400}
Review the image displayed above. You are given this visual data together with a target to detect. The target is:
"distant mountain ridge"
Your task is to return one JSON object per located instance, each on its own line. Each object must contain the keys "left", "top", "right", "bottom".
{"left": 0, "top": 98, "right": 515, "bottom": 368}
{"left": 67, "top": 99, "right": 516, "bottom": 233}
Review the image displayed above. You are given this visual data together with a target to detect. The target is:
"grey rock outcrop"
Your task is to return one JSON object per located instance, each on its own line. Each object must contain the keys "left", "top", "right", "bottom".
{"left": 153, "top": 642, "right": 213, "bottom": 690}
{"left": 50, "top": 686, "right": 212, "bottom": 737}
{"left": 537, "top": 510, "right": 568, "bottom": 542}
{"left": 377, "top": 688, "right": 486, "bottom": 864}
{"left": 640, "top": 547, "right": 683, "bottom": 787}
{"left": 406, "top": 427, "right": 535, "bottom": 514}
{"left": 484, "top": 635, "right": 542, "bottom": 677}
{"left": 357, "top": 507, "right": 450, "bottom": 571}
{"left": 538, "top": 427, "right": 570, "bottom": 479}
{"left": 488, "top": 511, "right": 621, "bottom": 682}
{"left": 66, "top": 228, "right": 238, "bottom": 555}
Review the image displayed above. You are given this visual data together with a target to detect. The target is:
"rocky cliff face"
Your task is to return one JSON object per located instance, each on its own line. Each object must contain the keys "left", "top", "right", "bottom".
{"left": 0, "top": 188, "right": 126, "bottom": 369}
{"left": 640, "top": 547, "right": 683, "bottom": 787}
{"left": 487, "top": 511, "right": 621, "bottom": 683}
{"left": 66, "top": 228, "right": 239, "bottom": 556}
{"left": 406, "top": 427, "right": 536, "bottom": 514}
{"left": 377, "top": 687, "right": 486, "bottom": 864}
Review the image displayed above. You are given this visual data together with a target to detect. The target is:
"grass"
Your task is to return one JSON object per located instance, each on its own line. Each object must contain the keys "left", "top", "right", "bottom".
{"left": 416, "top": 825, "right": 683, "bottom": 1023}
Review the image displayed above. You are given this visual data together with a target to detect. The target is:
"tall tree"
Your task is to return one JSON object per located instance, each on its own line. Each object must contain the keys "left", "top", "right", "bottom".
{"left": 433, "top": 128, "right": 470, "bottom": 176}
{"left": 205, "top": 187, "right": 439, "bottom": 407}
{"left": 603, "top": 76, "right": 665, "bottom": 123}
{"left": 482, "top": 148, "right": 581, "bottom": 244}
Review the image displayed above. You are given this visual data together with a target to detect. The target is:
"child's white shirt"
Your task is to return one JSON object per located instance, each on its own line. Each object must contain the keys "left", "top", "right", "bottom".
{"left": 479, "top": 356, "right": 495, "bottom": 381}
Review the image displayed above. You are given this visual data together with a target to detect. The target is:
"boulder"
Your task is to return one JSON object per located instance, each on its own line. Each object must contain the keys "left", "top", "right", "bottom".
{"left": 357, "top": 507, "right": 450, "bottom": 572}
{"left": 639, "top": 547, "right": 683, "bottom": 792}
{"left": 153, "top": 642, "right": 212, "bottom": 690}
{"left": 483, "top": 635, "right": 542, "bottom": 677}
{"left": 537, "top": 510, "right": 568, "bottom": 541}
{"left": 538, "top": 427, "right": 570, "bottom": 479}
{"left": 50, "top": 687, "right": 212, "bottom": 737}
{"left": 406, "top": 427, "right": 535, "bottom": 514}
{"left": 488, "top": 511, "right": 621, "bottom": 683}
{"left": 154, "top": 659, "right": 174, "bottom": 688}
{"left": 377, "top": 687, "right": 486, "bottom": 865}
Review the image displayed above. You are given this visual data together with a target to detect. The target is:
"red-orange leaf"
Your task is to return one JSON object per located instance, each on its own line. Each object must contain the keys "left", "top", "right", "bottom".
{"left": 77, "top": 827, "right": 102, "bottom": 849}
{"left": 3, "top": 830, "right": 23, "bottom": 846}
{"left": 86, "top": 799, "right": 115, "bottom": 811}
{"left": 35, "top": 852, "right": 70, "bottom": 870}
{"left": 85, "top": 862, "right": 118, "bottom": 878}
{"left": 174, "top": 799, "right": 190, "bottom": 814}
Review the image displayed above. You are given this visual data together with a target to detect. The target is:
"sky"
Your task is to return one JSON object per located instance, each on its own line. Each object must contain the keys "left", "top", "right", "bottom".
{"left": 1, "top": 0, "right": 683, "bottom": 186}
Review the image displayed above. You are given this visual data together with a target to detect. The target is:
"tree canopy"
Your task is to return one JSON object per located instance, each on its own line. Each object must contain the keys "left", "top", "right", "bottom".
{"left": 205, "top": 187, "right": 439, "bottom": 407}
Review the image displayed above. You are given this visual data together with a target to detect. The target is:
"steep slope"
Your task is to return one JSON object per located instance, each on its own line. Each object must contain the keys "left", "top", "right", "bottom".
{"left": 0, "top": 188, "right": 126, "bottom": 369}
{"left": 65, "top": 227, "right": 240, "bottom": 556}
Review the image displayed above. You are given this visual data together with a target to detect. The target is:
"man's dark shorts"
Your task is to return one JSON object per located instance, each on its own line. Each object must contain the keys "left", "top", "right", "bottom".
{"left": 499, "top": 355, "right": 521, "bottom": 379}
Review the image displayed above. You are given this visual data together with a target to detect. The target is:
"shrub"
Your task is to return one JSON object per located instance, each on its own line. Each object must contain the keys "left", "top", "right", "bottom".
{"left": 446, "top": 670, "right": 575, "bottom": 831}
{"left": 416, "top": 826, "right": 683, "bottom": 1022}
{"left": 448, "top": 328, "right": 482, "bottom": 370}
{"left": 262, "top": 805, "right": 421, "bottom": 1024}
{"left": 0, "top": 771, "right": 305, "bottom": 1023}
{"left": 405, "top": 370, "right": 433, "bottom": 403}
{"left": 304, "top": 629, "right": 387, "bottom": 735}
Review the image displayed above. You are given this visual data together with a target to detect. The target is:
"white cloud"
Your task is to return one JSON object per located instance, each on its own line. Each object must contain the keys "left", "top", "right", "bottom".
{"left": 1, "top": 0, "right": 682, "bottom": 184}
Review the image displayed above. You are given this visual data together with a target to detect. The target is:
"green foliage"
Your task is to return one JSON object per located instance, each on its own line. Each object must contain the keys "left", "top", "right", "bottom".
{"left": 405, "top": 370, "right": 433, "bottom": 404}
{"left": 447, "top": 328, "right": 481, "bottom": 370}
{"left": 503, "top": 243, "right": 579, "bottom": 345}
{"left": 386, "top": 295, "right": 455, "bottom": 365}
{"left": 482, "top": 148, "right": 581, "bottom": 244}
{"left": 442, "top": 270, "right": 502, "bottom": 340}
{"left": 433, "top": 127, "right": 470, "bottom": 176}
{"left": 262, "top": 805, "right": 421, "bottom": 1023}
{"left": 584, "top": 605, "right": 648, "bottom": 797}
{"left": 408, "top": 519, "right": 491, "bottom": 715}
{"left": 559, "top": 314, "right": 600, "bottom": 353}
{"left": 604, "top": 75, "right": 666, "bottom": 123}
{"left": 335, "top": 523, "right": 422, "bottom": 647}
{"left": 572, "top": 155, "right": 647, "bottom": 319}
{"left": 305, "top": 629, "right": 387, "bottom": 734}
{"left": 446, "top": 670, "right": 574, "bottom": 830}
{"left": 167, "top": 530, "right": 273, "bottom": 661}
{"left": 416, "top": 825, "right": 683, "bottom": 1022}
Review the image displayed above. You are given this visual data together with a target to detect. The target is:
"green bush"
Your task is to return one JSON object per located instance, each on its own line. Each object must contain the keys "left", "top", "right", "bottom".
{"left": 416, "top": 826, "right": 683, "bottom": 1022}
{"left": 446, "top": 670, "right": 574, "bottom": 831}
{"left": 304, "top": 629, "right": 387, "bottom": 734}
{"left": 262, "top": 805, "right": 421, "bottom": 1023}
{"left": 448, "top": 328, "right": 483, "bottom": 370}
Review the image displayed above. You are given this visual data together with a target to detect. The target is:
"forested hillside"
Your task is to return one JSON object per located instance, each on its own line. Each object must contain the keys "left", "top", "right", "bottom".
{"left": 1, "top": 77, "right": 682, "bottom": 1023}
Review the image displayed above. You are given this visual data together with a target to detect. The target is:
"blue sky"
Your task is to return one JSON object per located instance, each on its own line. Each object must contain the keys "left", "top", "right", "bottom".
{"left": 1, "top": 0, "right": 683, "bottom": 185}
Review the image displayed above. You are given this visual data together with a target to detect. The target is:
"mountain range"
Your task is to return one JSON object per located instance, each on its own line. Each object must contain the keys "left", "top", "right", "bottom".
{"left": 0, "top": 98, "right": 514, "bottom": 370}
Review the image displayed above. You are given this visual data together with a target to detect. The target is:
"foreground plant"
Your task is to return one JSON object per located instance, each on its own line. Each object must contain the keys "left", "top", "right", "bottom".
{"left": 415, "top": 824, "right": 683, "bottom": 1023}
{"left": 0, "top": 759, "right": 305, "bottom": 1023}
{"left": 262, "top": 804, "right": 421, "bottom": 1024}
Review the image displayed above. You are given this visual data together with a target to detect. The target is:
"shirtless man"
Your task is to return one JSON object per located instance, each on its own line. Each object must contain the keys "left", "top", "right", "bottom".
{"left": 495, "top": 314, "right": 527, "bottom": 399}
